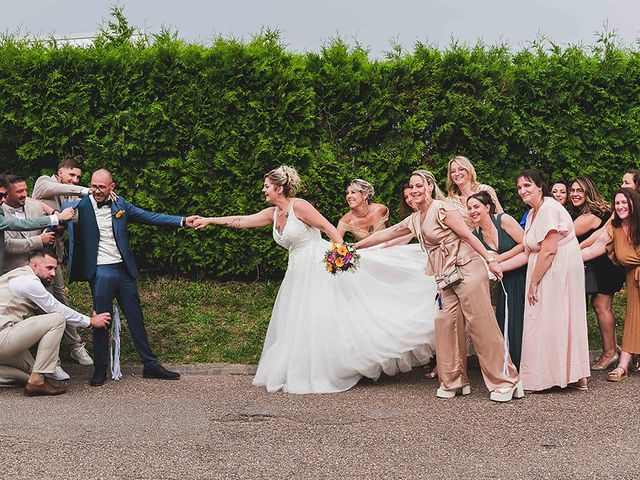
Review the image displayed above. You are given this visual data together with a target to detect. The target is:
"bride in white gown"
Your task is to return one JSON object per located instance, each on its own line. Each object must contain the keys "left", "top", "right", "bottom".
{"left": 195, "top": 166, "right": 437, "bottom": 394}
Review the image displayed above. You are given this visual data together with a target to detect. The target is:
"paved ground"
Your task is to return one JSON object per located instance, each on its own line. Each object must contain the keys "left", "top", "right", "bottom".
{"left": 2, "top": 361, "right": 640, "bottom": 480}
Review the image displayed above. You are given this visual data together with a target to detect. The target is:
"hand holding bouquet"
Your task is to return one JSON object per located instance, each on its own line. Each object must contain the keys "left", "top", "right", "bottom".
{"left": 324, "top": 243, "right": 360, "bottom": 275}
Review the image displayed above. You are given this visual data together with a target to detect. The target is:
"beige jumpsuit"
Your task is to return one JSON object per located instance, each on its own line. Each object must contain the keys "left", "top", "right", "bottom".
{"left": 406, "top": 200, "right": 519, "bottom": 391}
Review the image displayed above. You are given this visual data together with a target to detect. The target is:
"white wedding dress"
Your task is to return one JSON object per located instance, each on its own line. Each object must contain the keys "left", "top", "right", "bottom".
{"left": 252, "top": 200, "right": 437, "bottom": 394}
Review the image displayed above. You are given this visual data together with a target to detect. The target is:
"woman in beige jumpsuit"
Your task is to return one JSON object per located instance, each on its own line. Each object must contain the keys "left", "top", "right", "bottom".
{"left": 355, "top": 170, "right": 523, "bottom": 402}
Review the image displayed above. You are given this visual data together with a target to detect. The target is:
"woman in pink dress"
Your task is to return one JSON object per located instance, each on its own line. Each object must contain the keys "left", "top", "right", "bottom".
{"left": 503, "top": 170, "right": 590, "bottom": 391}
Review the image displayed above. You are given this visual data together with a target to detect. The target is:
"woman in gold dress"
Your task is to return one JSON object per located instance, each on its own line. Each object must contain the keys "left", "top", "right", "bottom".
{"left": 337, "top": 179, "right": 389, "bottom": 242}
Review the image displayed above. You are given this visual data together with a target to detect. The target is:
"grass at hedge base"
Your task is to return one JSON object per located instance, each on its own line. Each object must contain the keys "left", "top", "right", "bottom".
{"left": 65, "top": 276, "right": 626, "bottom": 366}
{"left": 66, "top": 276, "right": 279, "bottom": 365}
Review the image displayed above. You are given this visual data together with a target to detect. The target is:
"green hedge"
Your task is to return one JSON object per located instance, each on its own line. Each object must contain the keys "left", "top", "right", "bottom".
{"left": 1, "top": 11, "right": 639, "bottom": 278}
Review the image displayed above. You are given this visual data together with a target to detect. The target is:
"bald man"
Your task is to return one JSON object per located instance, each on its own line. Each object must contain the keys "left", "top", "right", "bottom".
{"left": 64, "top": 169, "right": 198, "bottom": 386}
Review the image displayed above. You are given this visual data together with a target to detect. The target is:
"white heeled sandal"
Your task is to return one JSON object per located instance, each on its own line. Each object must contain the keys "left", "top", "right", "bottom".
{"left": 490, "top": 382, "right": 525, "bottom": 402}
{"left": 436, "top": 384, "right": 471, "bottom": 399}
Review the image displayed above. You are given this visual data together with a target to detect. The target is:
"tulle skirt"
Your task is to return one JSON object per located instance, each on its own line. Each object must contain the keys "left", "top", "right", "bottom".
{"left": 253, "top": 242, "right": 437, "bottom": 394}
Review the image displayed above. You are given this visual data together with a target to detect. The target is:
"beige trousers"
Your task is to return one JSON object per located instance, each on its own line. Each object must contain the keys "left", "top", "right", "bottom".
{"left": 435, "top": 256, "right": 519, "bottom": 392}
{"left": 0, "top": 313, "right": 65, "bottom": 383}
{"left": 48, "top": 265, "right": 83, "bottom": 348}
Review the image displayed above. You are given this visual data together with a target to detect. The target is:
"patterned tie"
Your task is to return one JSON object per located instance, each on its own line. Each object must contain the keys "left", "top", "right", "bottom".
{"left": 4, "top": 205, "right": 24, "bottom": 216}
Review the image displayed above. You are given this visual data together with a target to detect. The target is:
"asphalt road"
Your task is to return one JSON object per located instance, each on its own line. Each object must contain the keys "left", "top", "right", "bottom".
{"left": 1, "top": 362, "right": 640, "bottom": 479}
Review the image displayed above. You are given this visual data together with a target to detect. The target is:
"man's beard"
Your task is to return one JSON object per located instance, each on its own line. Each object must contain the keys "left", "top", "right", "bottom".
{"left": 40, "top": 278, "right": 53, "bottom": 287}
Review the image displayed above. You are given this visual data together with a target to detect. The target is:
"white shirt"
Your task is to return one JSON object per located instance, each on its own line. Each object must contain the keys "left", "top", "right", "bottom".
{"left": 9, "top": 270, "right": 90, "bottom": 327}
{"left": 90, "top": 196, "right": 123, "bottom": 265}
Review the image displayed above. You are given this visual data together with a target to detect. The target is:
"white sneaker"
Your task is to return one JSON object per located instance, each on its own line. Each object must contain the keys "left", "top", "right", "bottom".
{"left": 45, "top": 365, "right": 71, "bottom": 381}
{"left": 70, "top": 344, "right": 94, "bottom": 366}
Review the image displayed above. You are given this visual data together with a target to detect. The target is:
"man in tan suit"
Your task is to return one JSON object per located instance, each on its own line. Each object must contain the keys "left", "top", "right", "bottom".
{"left": 32, "top": 155, "right": 91, "bottom": 263}
{"left": 2, "top": 174, "right": 93, "bottom": 378}
{"left": 0, "top": 249, "right": 110, "bottom": 395}
{"left": 2, "top": 184, "right": 57, "bottom": 273}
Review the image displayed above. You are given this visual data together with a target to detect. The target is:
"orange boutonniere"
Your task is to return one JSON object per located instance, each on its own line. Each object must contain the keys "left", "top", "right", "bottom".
{"left": 114, "top": 210, "right": 125, "bottom": 219}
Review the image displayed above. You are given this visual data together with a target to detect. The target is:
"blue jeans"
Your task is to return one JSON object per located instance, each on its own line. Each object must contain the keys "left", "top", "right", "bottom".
{"left": 89, "top": 263, "right": 158, "bottom": 369}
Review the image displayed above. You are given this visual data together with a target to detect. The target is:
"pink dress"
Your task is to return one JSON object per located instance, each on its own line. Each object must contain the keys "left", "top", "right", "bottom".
{"left": 520, "top": 197, "right": 590, "bottom": 391}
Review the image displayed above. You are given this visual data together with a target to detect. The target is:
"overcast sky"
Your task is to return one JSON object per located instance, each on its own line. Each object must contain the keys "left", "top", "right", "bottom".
{"left": 3, "top": 1, "right": 640, "bottom": 56}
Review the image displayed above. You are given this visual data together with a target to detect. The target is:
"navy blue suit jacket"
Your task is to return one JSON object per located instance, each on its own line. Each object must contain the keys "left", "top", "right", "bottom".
{"left": 63, "top": 196, "right": 183, "bottom": 282}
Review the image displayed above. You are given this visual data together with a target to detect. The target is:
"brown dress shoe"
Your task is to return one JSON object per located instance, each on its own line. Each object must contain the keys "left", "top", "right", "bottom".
{"left": 24, "top": 381, "right": 67, "bottom": 396}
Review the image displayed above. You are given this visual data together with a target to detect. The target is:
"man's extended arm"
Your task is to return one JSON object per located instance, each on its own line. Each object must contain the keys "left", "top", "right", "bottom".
{"left": 4, "top": 232, "right": 46, "bottom": 254}
{"left": 0, "top": 210, "right": 58, "bottom": 232}
{"left": 125, "top": 201, "right": 184, "bottom": 228}
{"left": 32, "top": 175, "right": 89, "bottom": 201}
{"left": 9, "top": 274, "right": 90, "bottom": 327}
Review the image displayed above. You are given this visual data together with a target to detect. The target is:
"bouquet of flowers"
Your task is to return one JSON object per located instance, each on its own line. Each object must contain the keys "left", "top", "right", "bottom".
{"left": 324, "top": 243, "right": 360, "bottom": 275}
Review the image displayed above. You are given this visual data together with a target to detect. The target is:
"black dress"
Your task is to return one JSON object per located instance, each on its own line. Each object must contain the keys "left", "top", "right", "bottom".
{"left": 574, "top": 210, "right": 625, "bottom": 295}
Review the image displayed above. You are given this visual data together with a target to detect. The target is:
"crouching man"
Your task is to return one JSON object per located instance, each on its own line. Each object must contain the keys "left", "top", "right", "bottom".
{"left": 0, "top": 249, "right": 110, "bottom": 396}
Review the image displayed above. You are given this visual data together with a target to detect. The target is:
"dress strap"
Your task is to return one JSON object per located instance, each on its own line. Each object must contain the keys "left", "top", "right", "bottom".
{"left": 338, "top": 219, "right": 352, "bottom": 233}
{"left": 374, "top": 212, "right": 390, "bottom": 230}
{"left": 286, "top": 198, "right": 299, "bottom": 221}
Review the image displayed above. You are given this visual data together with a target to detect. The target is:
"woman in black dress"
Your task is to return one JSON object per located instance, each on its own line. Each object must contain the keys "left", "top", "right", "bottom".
{"left": 569, "top": 176, "right": 625, "bottom": 370}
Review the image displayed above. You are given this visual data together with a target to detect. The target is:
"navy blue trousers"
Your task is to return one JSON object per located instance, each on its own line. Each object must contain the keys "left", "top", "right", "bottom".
{"left": 89, "top": 263, "right": 158, "bottom": 369}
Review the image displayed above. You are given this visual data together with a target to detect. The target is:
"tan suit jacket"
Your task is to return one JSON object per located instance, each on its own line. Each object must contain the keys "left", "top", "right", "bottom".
{"left": 32, "top": 174, "right": 85, "bottom": 262}
{"left": 2, "top": 201, "right": 47, "bottom": 273}
{"left": 0, "top": 265, "right": 71, "bottom": 379}
{"left": 0, "top": 265, "right": 40, "bottom": 329}
{"left": 32, "top": 174, "right": 86, "bottom": 211}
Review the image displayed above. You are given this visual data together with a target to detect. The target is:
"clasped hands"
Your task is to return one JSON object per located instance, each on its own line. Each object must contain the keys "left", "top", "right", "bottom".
{"left": 183, "top": 215, "right": 201, "bottom": 228}
{"left": 487, "top": 259, "right": 503, "bottom": 281}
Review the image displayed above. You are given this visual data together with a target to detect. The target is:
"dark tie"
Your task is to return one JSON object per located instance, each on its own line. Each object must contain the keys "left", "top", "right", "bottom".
{"left": 97, "top": 200, "right": 112, "bottom": 209}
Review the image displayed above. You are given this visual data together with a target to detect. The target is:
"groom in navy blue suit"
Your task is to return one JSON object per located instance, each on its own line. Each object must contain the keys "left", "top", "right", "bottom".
{"left": 65, "top": 169, "right": 197, "bottom": 386}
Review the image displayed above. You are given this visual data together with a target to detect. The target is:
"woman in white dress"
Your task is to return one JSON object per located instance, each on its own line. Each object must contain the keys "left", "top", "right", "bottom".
{"left": 194, "top": 166, "right": 437, "bottom": 394}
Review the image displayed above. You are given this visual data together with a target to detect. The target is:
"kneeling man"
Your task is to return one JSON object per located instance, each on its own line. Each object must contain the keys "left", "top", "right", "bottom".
{"left": 0, "top": 250, "right": 110, "bottom": 396}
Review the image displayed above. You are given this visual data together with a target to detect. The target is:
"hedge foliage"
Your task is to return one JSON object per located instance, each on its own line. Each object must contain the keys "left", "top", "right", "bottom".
{"left": 1, "top": 10, "right": 639, "bottom": 278}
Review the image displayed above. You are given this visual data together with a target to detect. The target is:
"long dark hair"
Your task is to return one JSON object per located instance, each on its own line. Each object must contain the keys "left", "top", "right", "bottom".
{"left": 569, "top": 176, "right": 610, "bottom": 216}
{"left": 611, "top": 188, "right": 640, "bottom": 246}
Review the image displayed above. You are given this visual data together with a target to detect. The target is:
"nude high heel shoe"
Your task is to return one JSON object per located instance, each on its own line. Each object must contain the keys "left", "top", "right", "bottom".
{"left": 490, "top": 382, "right": 525, "bottom": 402}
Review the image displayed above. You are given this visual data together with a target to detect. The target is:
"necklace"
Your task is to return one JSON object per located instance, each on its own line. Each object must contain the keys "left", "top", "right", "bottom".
{"left": 353, "top": 203, "right": 370, "bottom": 218}
{"left": 277, "top": 200, "right": 291, "bottom": 217}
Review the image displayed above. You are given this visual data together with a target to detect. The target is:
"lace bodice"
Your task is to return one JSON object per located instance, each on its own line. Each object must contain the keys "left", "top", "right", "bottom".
{"left": 273, "top": 200, "right": 322, "bottom": 254}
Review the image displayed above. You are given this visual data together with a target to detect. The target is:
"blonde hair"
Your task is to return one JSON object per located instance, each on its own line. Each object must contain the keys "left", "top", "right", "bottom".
{"left": 264, "top": 166, "right": 301, "bottom": 197}
{"left": 347, "top": 179, "right": 375, "bottom": 203}
{"left": 446, "top": 155, "right": 479, "bottom": 197}
{"left": 411, "top": 169, "right": 446, "bottom": 200}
